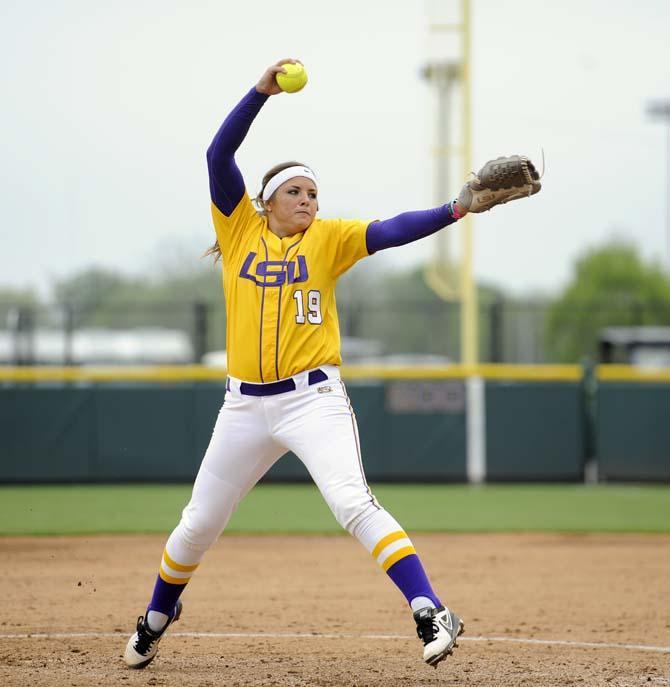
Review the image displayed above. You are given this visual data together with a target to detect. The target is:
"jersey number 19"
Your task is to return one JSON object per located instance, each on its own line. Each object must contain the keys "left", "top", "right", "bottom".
{"left": 293, "top": 290, "right": 322, "bottom": 325}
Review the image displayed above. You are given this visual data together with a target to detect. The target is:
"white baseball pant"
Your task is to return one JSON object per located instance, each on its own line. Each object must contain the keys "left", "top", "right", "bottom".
{"left": 162, "top": 365, "right": 407, "bottom": 571}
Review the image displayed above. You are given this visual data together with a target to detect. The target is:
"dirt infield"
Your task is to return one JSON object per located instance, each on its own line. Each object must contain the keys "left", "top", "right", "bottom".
{"left": 1, "top": 533, "right": 668, "bottom": 687}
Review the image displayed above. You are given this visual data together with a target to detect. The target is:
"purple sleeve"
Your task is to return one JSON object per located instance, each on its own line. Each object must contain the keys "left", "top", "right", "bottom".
{"left": 365, "top": 202, "right": 459, "bottom": 254}
{"left": 206, "top": 87, "right": 269, "bottom": 216}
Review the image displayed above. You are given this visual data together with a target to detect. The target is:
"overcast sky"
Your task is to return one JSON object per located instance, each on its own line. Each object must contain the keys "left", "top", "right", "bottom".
{"left": 1, "top": 0, "right": 669, "bottom": 298}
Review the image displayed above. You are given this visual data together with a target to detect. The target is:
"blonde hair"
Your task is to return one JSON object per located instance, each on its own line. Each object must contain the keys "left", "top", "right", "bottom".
{"left": 204, "top": 160, "right": 308, "bottom": 264}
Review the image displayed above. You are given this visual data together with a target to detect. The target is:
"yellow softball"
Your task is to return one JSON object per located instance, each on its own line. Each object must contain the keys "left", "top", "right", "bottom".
{"left": 276, "top": 63, "right": 308, "bottom": 93}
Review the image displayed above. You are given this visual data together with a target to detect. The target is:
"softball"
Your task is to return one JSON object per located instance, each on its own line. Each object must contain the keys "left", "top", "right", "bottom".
{"left": 276, "top": 62, "right": 308, "bottom": 93}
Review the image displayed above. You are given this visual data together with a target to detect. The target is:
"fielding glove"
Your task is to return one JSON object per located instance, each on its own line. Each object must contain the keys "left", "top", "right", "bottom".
{"left": 457, "top": 155, "right": 541, "bottom": 213}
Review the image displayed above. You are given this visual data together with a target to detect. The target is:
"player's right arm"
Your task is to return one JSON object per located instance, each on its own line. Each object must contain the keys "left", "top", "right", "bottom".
{"left": 206, "top": 59, "right": 299, "bottom": 216}
{"left": 206, "top": 89, "right": 268, "bottom": 216}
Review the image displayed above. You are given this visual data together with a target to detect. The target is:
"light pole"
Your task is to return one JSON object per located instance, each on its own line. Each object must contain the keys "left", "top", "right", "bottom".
{"left": 647, "top": 99, "right": 670, "bottom": 269}
{"left": 422, "top": 0, "right": 476, "bottom": 365}
{"left": 421, "top": 61, "right": 462, "bottom": 301}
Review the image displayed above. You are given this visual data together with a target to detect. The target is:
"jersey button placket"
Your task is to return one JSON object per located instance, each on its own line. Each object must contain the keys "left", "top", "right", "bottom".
{"left": 259, "top": 234, "right": 283, "bottom": 382}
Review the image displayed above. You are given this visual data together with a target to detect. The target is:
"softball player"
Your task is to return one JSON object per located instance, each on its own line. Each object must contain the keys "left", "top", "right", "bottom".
{"left": 124, "top": 58, "right": 487, "bottom": 670}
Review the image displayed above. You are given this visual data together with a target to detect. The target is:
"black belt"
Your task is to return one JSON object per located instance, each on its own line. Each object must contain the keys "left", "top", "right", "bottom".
{"left": 236, "top": 368, "right": 328, "bottom": 397}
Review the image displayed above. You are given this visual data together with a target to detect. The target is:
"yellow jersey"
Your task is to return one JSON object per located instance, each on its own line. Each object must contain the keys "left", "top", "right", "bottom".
{"left": 211, "top": 194, "right": 370, "bottom": 382}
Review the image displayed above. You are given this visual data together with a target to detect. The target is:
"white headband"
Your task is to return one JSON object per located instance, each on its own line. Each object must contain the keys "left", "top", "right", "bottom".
{"left": 262, "top": 165, "right": 318, "bottom": 202}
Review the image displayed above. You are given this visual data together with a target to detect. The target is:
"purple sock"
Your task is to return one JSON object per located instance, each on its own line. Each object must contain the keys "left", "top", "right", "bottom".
{"left": 147, "top": 575, "right": 186, "bottom": 616}
{"left": 386, "top": 554, "right": 442, "bottom": 608}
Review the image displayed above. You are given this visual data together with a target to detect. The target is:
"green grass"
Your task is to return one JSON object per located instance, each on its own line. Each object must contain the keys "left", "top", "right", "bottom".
{"left": 0, "top": 484, "right": 668, "bottom": 536}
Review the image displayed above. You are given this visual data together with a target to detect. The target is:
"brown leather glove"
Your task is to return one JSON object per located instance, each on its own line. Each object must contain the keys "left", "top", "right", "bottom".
{"left": 457, "top": 155, "right": 542, "bottom": 213}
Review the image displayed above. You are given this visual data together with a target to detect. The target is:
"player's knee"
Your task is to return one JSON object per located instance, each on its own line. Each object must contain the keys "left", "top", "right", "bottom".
{"left": 179, "top": 497, "right": 237, "bottom": 550}
{"left": 179, "top": 510, "right": 222, "bottom": 551}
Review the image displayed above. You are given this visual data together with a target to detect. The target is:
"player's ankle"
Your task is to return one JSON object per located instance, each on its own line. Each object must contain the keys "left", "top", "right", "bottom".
{"left": 410, "top": 596, "right": 437, "bottom": 612}
{"left": 146, "top": 610, "right": 170, "bottom": 632}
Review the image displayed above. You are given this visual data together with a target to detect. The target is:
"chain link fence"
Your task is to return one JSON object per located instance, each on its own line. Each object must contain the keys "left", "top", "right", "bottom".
{"left": 1, "top": 298, "right": 669, "bottom": 365}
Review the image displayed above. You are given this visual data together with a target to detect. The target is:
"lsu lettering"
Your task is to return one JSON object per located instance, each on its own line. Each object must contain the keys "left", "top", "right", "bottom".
{"left": 239, "top": 253, "right": 309, "bottom": 286}
{"left": 211, "top": 195, "right": 370, "bottom": 382}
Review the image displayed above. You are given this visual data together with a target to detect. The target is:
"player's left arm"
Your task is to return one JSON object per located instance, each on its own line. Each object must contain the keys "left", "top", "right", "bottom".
{"left": 365, "top": 200, "right": 466, "bottom": 254}
{"left": 365, "top": 153, "right": 542, "bottom": 252}
{"left": 326, "top": 203, "right": 464, "bottom": 278}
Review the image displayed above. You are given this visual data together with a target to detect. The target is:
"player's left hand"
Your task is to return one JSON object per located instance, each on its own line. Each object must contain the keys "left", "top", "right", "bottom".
{"left": 256, "top": 58, "right": 301, "bottom": 96}
{"left": 457, "top": 155, "right": 542, "bottom": 213}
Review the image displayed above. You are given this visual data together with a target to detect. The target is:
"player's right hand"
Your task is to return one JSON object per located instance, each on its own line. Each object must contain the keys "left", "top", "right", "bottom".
{"left": 256, "top": 59, "right": 301, "bottom": 96}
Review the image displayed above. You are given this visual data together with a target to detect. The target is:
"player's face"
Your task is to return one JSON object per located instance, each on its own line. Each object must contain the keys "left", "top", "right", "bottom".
{"left": 266, "top": 177, "right": 318, "bottom": 237}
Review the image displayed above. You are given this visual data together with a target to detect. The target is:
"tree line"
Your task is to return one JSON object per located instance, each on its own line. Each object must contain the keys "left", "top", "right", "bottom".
{"left": 2, "top": 240, "right": 669, "bottom": 363}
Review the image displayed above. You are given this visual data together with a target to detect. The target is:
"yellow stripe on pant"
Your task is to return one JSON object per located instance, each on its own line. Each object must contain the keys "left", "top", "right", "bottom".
{"left": 371, "top": 530, "right": 408, "bottom": 559}
{"left": 371, "top": 530, "right": 416, "bottom": 571}
{"left": 163, "top": 549, "right": 199, "bottom": 573}
{"left": 380, "top": 545, "right": 416, "bottom": 571}
{"left": 159, "top": 548, "right": 199, "bottom": 585}
{"left": 159, "top": 569, "right": 192, "bottom": 585}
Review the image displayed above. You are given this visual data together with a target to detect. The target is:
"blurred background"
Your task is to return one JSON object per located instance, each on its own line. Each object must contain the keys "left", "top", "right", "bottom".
{"left": 1, "top": 1, "right": 670, "bottom": 489}
{"left": 2, "top": 0, "right": 669, "bottom": 367}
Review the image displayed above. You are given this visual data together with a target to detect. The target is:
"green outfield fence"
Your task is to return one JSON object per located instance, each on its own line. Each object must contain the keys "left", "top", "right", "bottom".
{"left": 1, "top": 364, "right": 669, "bottom": 483}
